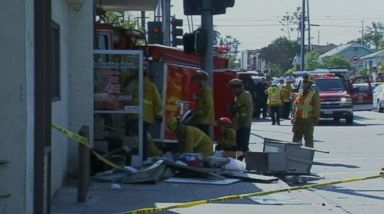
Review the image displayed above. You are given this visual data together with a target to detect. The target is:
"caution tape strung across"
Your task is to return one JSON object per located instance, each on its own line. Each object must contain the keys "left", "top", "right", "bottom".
{"left": 51, "top": 124, "right": 124, "bottom": 171}
{"left": 123, "top": 173, "right": 384, "bottom": 214}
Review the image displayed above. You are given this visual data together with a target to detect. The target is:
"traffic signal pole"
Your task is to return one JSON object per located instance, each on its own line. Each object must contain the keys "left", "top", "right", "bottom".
{"left": 201, "top": 0, "right": 214, "bottom": 83}
{"left": 162, "top": 0, "right": 171, "bottom": 46}
{"left": 300, "top": 0, "right": 306, "bottom": 70}
{"left": 201, "top": 0, "right": 214, "bottom": 139}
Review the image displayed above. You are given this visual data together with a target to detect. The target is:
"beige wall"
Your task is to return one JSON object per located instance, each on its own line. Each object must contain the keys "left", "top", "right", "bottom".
{"left": 0, "top": 0, "right": 34, "bottom": 213}
{"left": 0, "top": 0, "right": 94, "bottom": 213}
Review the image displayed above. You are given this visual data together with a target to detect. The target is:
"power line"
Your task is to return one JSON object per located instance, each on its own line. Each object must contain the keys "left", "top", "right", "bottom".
{"left": 209, "top": 24, "right": 362, "bottom": 28}
{"left": 210, "top": 16, "right": 384, "bottom": 22}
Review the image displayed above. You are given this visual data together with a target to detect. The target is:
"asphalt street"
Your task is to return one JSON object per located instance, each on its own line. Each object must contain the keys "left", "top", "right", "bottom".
{"left": 250, "top": 110, "right": 384, "bottom": 214}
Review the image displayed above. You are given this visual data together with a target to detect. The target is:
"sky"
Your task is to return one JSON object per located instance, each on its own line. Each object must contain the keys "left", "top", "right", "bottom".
{"left": 170, "top": 0, "right": 384, "bottom": 51}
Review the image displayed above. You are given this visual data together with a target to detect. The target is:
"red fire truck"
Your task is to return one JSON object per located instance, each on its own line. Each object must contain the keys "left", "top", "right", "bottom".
{"left": 94, "top": 23, "right": 237, "bottom": 155}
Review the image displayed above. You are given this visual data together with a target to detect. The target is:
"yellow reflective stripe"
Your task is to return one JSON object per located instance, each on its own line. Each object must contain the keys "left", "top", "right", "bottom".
{"left": 195, "top": 134, "right": 204, "bottom": 145}
{"left": 302, "top": 89, "right": 316, "bottom": 118}
{"left": 296, "top": 104, "right": 313, "bottom": 110}
{"left": 144, "top": 99, "right": 152, "bottom": 105}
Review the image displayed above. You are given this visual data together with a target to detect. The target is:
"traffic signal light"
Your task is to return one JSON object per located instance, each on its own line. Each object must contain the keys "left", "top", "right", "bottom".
{"left": 172, "top": 18, "right": 183, "bottom": 47}
{"left": 182, "top": 28, "right": 207, "bottom": 55}
{"left": 147, "top": 21, "right": 163, "bottom": 44}
{"left": 184, "top": 0, "right": 235, "bottom": 15}
{"left": 211, "top": 0, "right": 235, "bottom": 15}
{"left": 183, "top": 0, "right": 202, "bottom": 15}
{"left": 183, "top": 33, "right": 195, "bottom": 54}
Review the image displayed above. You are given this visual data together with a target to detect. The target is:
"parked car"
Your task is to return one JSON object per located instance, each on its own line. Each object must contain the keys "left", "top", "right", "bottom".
{"left": 351, "top": 82, "right": 373, "bottom": 111}
{"left": 372, "top": 83, "right": 384, "bottom": 112}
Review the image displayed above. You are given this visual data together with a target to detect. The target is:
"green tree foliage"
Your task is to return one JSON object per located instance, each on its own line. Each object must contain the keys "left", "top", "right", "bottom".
{"left": 279, "top": 7, "right": 301, "bottom": 40}
{"left": 259, "top": 37, "right": 300, "bottom": 76}
{"left": 321, "top": 55, "right": 351, "bottom": 69}
{"left": 305, "top": 51, "right": 322, "bottom": 70}
{"left": 304, "top": 51, "right": 351, "bottom": 70}
{"left": 98, "top": 11, "right": 137, "bottom": 29}
{"left": 359, "top": 68, "right": 369, "bottom": 76}
{"left": 364, "top": 22, "right": 384, "bottom": 49}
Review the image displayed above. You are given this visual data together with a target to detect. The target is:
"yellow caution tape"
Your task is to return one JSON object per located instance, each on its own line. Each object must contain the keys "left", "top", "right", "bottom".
{"left": 51, "top": 124, "right": 124, "bottom": 171}
{"left": 122, "top": 173, "right": 384, "bottom": 214}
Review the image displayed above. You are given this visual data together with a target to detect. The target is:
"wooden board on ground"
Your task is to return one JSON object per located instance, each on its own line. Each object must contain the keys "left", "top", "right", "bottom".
{"left": 218, "top": 171, "right": 279, "bottom": 183}
{"left": 164, "top": 177, "right": 240, "bottom": 185}
{"left": 163, "top": 159, "right": 225, "bottom": 180}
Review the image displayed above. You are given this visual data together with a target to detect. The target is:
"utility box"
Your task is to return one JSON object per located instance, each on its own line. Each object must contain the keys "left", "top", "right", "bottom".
{"left": 245, "top": 138, "right": 315, "bottom": 175}
{"left": 264, "top": 138, "right": 315, "bottom": 175}
{"left": 285, "top": 144, "right": 315, "bottom": 174}
{"left": 245, "top": 152, "right": 287, "bottom": 173}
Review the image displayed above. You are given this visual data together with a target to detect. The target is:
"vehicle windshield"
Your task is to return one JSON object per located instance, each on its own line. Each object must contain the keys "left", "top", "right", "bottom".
{"left": 314, "top": 79, "right": 345, "bottom": 91}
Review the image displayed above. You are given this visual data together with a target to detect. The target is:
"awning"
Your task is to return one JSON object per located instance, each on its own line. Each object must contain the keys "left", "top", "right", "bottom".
{"left": 94, "top": 0, "right": 158, "bottom": 11}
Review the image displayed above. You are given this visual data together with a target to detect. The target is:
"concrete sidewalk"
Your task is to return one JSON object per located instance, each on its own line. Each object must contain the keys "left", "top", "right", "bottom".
{"left": 51, "top": 176, "right": 345, "bottom": 214}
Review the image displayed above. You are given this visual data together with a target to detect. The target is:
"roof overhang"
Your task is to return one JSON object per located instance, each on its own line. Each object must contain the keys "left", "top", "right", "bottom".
{"left": 94, "top": 0, "right": 158, "bottom": 11}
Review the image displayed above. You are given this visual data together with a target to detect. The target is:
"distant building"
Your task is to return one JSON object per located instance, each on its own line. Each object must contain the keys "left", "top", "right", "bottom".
{"left": 311, "top": 44, "right": 338, "bottom": 55}
{"left": 319, "top": 43, "right": 374, "bottom": 71}
{"left": 240, "top": 49, "right": 266, "bottom": 72}
{"left": 360, "top": 50, "right": 384, "bottom": 79}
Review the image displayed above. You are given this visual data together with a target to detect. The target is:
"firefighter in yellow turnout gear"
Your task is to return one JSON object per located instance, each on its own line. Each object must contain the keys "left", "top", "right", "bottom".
{"left": 167, "top": 117, "right": 213, "bottom": 157}
{"left": 265, "top": 80, "right": 283, "bottom": 125}
{"left": 125, "top": 68, "right": 163, "bottom": 161}
{"left": 216, "top": 117, "right": 237, "bottom": 151}
{"left": 228, "top": 78, "right": 254, "bottom": 152}
{"left": 292, "top": 74, "right": 320, "bottom": 148}
{"left": 191, "top": 70, "right": 215, "bottom": 136}
{"left": 281, "top": 77, "right": 293, "bottom": 119}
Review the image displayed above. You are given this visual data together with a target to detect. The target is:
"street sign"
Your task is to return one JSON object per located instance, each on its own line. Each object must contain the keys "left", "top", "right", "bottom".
{"left": 351, "top": 56, "right": 359, "bottom": 64}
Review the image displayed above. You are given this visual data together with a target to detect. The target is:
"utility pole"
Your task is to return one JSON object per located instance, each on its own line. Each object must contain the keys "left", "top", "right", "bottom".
{"left": 307, "top": 0, "right": 311, "bottom": 52}
{"left": 201, "top": 0, "right": 214, "bottom": 139}
{"left": 300, "top": 0, "right": 306, "bottom": 70}
{"left": 361, "top": 20, "right": 364, "bottom": 45}
{"left": 318, "top": 29, "right": 320, "bottom": 45}
{"left": 141, "top": 11, "right": 146, "bottom": 29}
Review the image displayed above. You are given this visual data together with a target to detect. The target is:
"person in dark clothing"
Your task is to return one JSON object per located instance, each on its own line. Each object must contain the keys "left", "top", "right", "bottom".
{"left": 254, "top": 78, "right": 269, "bottom": 119}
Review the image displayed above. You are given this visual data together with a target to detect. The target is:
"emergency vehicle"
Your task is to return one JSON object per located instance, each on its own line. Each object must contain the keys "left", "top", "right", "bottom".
{"left": 293, "top": 72, "right": 354, "bottom": 124}
{"left": 93, "top": 22, "right": 237, "bottom": 166}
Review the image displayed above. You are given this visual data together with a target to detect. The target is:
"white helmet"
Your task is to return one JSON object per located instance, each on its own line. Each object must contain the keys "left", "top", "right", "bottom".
{"left": 271, "top": 80, "right": 279, "bottom": 86}
{"left": 285, "top": 76, "right": 295, "bottom": 83}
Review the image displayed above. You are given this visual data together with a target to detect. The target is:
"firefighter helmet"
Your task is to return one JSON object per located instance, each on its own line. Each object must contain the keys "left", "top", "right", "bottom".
{"left": 228, "top": 78, "right": 242, "bottom": 87}
{"left": 218, "top": 117, "right": 232, "bottom": 125}
{"left": 167, "top": 117, "right": 181, "bottom": 131}
{"left": 303, "top": 74, "right": 315, "bottom": 83}
{"left": 193, "top": 70, "right": 209, "bottom": 80}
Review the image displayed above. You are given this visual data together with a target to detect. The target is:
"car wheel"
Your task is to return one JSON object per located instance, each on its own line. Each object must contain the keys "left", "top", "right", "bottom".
{"left": 345, "top": 115, "right": 353, "bottom": 125}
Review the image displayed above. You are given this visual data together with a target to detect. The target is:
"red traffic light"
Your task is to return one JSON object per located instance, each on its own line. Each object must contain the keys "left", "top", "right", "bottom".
{"left": 153, "top": 26, "right": 161, "bottom": 33}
